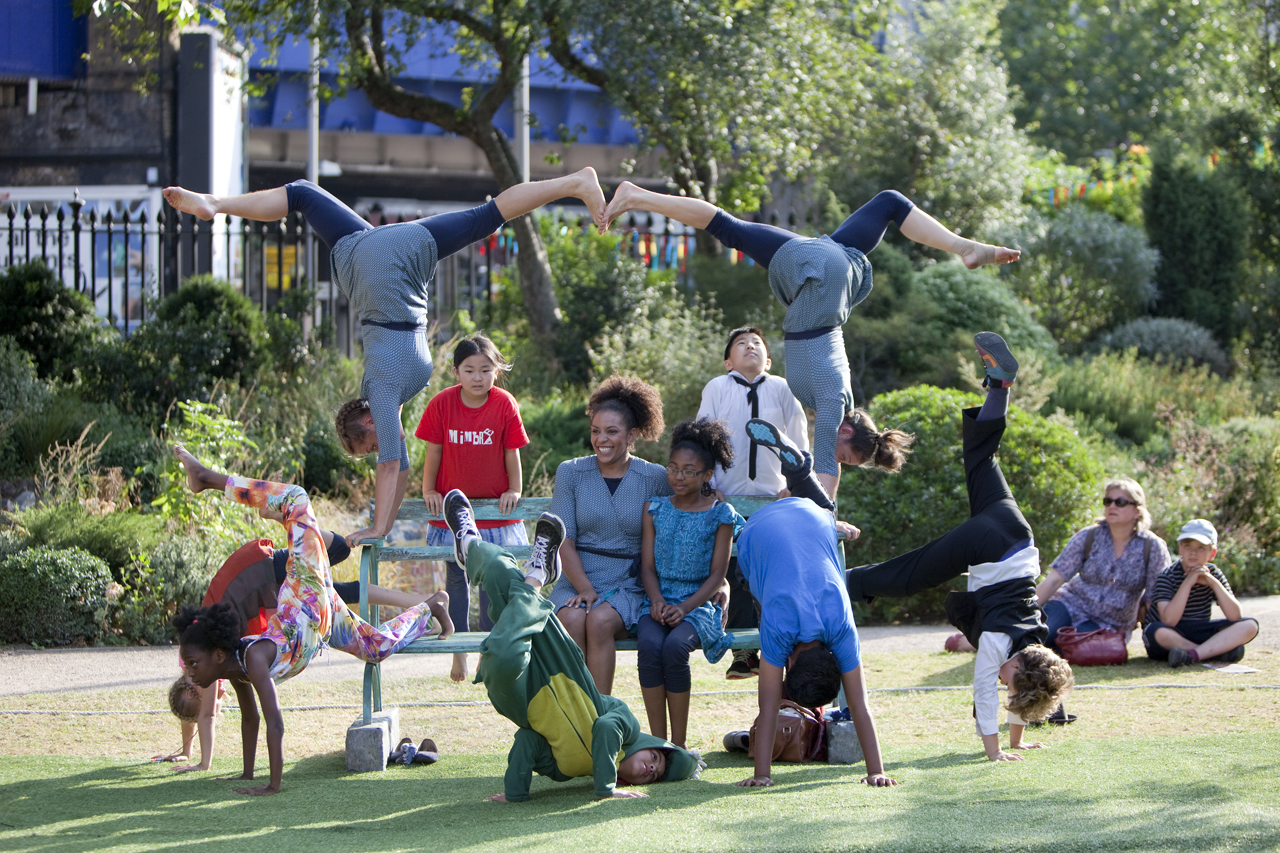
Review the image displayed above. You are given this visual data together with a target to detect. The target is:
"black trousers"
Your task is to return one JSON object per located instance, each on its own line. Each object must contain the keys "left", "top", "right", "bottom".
{"left": 845, "top": 409, "right": 1032, "bottom": 603}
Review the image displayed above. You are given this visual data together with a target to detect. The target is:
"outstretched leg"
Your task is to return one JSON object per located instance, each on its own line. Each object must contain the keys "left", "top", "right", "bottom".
{"left": 494, "top": 167, "right": 608, "bottom": 233}
{"left": 898, "top": 205, "right": 1020, "bottom": 269}
{"left": 746, "top": 419, "right": 835, "bottom": 511}
{"left": 164, "top": 180, "right": 373, "bottom": 251}
{"left": 604, "top": 181, "right": 796, "bottom": 269}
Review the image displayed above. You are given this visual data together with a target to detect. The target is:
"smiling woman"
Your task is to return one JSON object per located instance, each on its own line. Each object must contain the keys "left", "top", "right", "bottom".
{"left": 546, "top": 376, "right": 670, "bottom": 696}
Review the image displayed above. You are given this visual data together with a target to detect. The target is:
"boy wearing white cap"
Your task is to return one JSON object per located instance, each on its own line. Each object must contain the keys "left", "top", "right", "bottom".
{"left": 1143, "top": 519, "right": 1260, "bottom": 667}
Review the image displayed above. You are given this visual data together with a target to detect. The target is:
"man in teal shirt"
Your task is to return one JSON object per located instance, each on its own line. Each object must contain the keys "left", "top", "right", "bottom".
{"left": 442, "top": 489, "right": 703, "bottom": 801}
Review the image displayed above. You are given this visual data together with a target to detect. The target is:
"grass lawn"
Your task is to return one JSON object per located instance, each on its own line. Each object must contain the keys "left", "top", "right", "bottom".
{"left": 2, "top": 649, "right": 1279, "bottom": 852}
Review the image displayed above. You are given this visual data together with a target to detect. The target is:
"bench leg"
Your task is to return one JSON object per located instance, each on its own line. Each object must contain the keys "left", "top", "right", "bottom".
{"left": 363, "top": 662, "right": 375, "bottom": 725}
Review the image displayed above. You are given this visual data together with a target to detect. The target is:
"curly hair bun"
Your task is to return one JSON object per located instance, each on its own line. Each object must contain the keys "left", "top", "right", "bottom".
{"left": 172, "top": 602, "right": 243, "bottom": 652}
{"left": 588, "top": 375, "right": 665, "bottom": 441}
{"left": 671, "top": 417, "right": 735, "bottom": 471}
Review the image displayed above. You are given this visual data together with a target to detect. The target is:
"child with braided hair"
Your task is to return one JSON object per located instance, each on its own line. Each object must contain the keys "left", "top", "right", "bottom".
{"left": 170, "top": 445, "right": 451, "bottom": 795}
{"left": 636, "top": 418, "right": 745, "bottom": 747}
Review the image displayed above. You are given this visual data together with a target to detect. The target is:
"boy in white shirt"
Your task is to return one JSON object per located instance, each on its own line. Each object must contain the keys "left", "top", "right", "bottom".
{"left": 697, "top": 326, "right": 809, "bottom": 679}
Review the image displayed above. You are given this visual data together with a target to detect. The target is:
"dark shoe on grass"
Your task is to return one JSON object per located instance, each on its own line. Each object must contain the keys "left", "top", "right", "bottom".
{"left": 1168, "top": 647, "right": 1197, "bottom": 668}
{"left": 1210, "top": 645, "right": 1245, "bottom": 664}
{"left": 723, "top": 731, "right": 750, "bottom": 753}
{"left": 391, "top": 737, "right": 417, "bottom": 767}
{"left": 412, "top": 738, "right": 440, "bottom": 765}
{"left": 975, "top": 331, "right": 1019, "bottom": 389}
{"left": 526, "top": 512, "right": 566, "bottom": 587}
{"left": 725, "top": 649, "right": 756, "bottom": 680}
{"left": 443, "top": 489, "right": 478, "bottom": 568}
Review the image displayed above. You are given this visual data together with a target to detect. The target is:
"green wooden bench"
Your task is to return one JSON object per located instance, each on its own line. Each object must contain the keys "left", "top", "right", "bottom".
{"left": 355, "top": 495, "right": 779, "bottom": 724}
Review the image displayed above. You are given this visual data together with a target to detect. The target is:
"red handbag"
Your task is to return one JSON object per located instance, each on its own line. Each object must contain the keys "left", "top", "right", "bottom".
{"left": 1054, "top": 626, "right": 1128, "bottom": 666}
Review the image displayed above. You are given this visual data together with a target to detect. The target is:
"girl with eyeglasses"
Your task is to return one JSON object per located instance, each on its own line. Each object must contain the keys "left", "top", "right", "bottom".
{"left": 636, "top": 418, "right": 746, "bottom": 747}
{"left": 1035, "top": 477, "right": 1172, "bottom": 656}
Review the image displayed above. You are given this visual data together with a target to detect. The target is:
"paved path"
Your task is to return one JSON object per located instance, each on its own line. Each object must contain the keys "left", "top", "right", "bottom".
{"left": 3, "top": 597, "right": 1276, "bottom": 697}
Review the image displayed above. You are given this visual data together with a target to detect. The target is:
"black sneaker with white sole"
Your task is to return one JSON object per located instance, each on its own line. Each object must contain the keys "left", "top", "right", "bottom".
{"left": 745, "top": 418, "right": 805, "bottom": 474}
{"left": 527, "top": 512, "right": 566, "bottom": 588}
{"left": 442, "top": 489, "right": 478, "bottom": 567}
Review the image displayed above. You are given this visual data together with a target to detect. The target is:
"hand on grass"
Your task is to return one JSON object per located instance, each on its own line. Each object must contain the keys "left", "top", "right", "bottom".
{"left": 234, "top": 784, "right": 279, "bottom": 796}
{"left": 604, "top": 790, "right": 648, "bottom": 799}
{"left": 861, "top": 773, "right": 897, "bottom": 787}
{"left": 737, "top": 776, "right": 774, "bottom": 787}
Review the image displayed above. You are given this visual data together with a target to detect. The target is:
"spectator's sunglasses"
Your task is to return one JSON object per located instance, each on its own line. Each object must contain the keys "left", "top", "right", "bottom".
{"left": 1102, "top": 497, "right": 1139, "bottom": 507}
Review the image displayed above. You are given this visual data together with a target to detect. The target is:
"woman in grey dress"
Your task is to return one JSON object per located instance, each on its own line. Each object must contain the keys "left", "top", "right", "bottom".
{"left": 549, "top": 376, "right": 671, "bottom": 695}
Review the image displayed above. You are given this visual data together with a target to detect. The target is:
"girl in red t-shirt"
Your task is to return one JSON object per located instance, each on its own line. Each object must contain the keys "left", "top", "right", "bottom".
{"left": 416, "top": 334, "right": 531, "bottom": 681}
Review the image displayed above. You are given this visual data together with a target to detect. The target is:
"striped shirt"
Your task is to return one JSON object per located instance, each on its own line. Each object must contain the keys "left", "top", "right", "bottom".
{"left": 1146, "top": 561, "right": 1232, "bottom": 624}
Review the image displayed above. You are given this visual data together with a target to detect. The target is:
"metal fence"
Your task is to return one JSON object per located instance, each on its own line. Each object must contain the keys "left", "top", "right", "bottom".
{"left": 1, "top": 191, "right": 707, "bottom": 355}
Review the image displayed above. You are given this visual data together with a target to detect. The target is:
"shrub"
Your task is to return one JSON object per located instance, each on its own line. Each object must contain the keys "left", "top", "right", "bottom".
{"left": 302, "top": 420, "right": 361, "bottom": 495}
{"left": 1099, "top": 317, "right": 1230, "bottom": 376}
{"left": 109, "top": 536, "right": 220, "bottom": 645}
{"left": 1046, "top": 350, "right": 1256, "bottom": 447}
{"left": 0, "top": 528, "right": 29, "bottom": 562}
{"left": 19, "top": 502, "right": 167, "bottom": 576}
{"left": 841, "top": 386, "right": 1105, "bottom": 623}
{"left": 688, "top": 253, "right": 781, "bottom": 332}
{"left": 0, "top": 546, "right": 112, "bottom": 646}
{"left": 0, "top": 261, "right": 111, "bottom": 381}
{"left": 998, "top": 206, "right": 1159, "bottom": 349}
{"left": 521, "top": 394, "right": 592, "bottom": 487}
{"left": 0, "top": 336, "right": 49, "bottom": 445}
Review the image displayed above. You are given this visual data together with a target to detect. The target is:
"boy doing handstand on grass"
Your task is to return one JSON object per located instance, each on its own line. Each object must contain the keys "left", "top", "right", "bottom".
{"left": 440, "top": 489, "right": 704, "bottom": 801}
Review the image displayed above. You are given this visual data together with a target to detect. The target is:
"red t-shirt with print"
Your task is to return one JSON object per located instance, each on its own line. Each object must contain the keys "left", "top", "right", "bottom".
{"left": 415, "top": 385, "right": 530, "bottom": 528}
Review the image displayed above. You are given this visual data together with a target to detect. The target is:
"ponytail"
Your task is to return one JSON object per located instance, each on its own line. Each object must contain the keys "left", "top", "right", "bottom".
{"left": 335, "top": 398, "right": 373, "bottom": 455}
{"left": 842, "top": 409, "right": 914, "bottom": 473}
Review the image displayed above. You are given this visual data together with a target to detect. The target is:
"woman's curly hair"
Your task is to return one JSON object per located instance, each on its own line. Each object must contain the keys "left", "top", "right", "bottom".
{"left": 335, "top": 398, "right": 373, "bottom": 455}
{"left": 670, "top": 417, "right": 734, "bottom": 472}
{"left": 172, "top": 602, "right": 243, "bottom": 653}
{"left": 587, "top": 375, "right": 664, "bottom": 442}
{"left": 841, "top": 409, "right": 915, "bottom": 473}
{"left": 1006, "top": 645, "right": 1075, "bottom": 723}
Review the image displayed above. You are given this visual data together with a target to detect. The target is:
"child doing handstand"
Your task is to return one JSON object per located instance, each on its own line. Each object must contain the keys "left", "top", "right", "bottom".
{"left": 637, "top": 418, "right": 745, "bottom": 746}
{"left": 170, "top": 445, "right": 451, "bottom": 795}
{"left": 439, "top": 489, "right": 704, "bottom": 801}
{"left": 160, "top": 529, "right": 446, "bottom": 771}
{"left": 604, "top": 183, "right": 1012, "bottom": 502}
{"left": 836, "top": 333, "right": 1074, "bottom": 761}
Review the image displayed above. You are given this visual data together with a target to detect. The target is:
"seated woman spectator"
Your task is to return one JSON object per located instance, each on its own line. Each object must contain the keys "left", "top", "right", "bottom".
{"left": 1036, "top": 478, "right": 1171, "bottom": 652}
{"left": 548, "top": 376, "right": 671, "bottom": 695}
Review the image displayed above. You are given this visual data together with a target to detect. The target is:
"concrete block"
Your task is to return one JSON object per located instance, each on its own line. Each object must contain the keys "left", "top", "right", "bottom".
{"left": 345, "top": 708, "right": 400, "bottom": 772}
{"left": 826, "top": 720, "right": 865, "bottom": 765}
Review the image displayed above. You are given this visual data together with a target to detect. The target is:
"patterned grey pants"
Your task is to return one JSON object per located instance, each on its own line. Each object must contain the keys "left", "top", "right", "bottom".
{"left": 783, "top": 328, "right": 853, "bottom": 477}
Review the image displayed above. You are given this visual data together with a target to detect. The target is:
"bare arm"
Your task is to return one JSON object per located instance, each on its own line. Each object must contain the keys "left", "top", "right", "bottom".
{"left": 739, "top": 660, "right": 784, "bottom": 787}
{"left": 1157, "top": 571, "right": 1202, "bottom": 626}
{"left": 227, "top": 678, "right": 258, "bottom": 782}
{"left": 237, "top": 642, "right": 284, "bottom": 796}
{"left": 421, "top": 441, "right": 444, "bottom": 515}
{"left": 639, "top": 509, "right": 665, "bottom": 612}
{"left": 1205, "top": 573, "right": 1243, "bottom": 621}
{"left": 840, "top": 666, "right": 895, "bottom": 785}
{"left": 500, "top": 447, "right": 523, "bottom": 515}
{"left": 174, "top": 683, "right": 220, "bottom": 772}
{"left": 1035, "top": 569, "right": 1067, "bottom": 606}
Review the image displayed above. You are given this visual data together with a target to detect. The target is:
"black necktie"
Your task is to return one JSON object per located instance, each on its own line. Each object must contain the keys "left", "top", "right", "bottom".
{"left": 732, "top": 375, "right": 766, "bottom": 479}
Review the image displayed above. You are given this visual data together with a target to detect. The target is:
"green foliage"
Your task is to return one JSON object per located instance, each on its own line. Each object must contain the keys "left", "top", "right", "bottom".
{"left": 542, "top": 223, "right": 672, "bottom": 386}
{"left": 520, "top": 394, "right": 593, "bottom": 489}
{"left": 841, "top": 386, "right": 1105, "bottom": 622}
{"left": 846, "top": 254, "right": 1058, "bottom": 399}
{"left": 18, "top": 502, "right": 166, "bottom": 576}
{"left": 590, "top": 291, "right": 729, "bottom": 459}
{"left": 1047, "top": 350, "right": 1256, "bottom": 447}
{"left": 302, "top": 420, "right": 362, "bottom": 496}
{"left": 1099, "top": 317, "right": 1230, "bottom": 376}
{"left": 999, "top": 0, "right": 1243, "bottom": 160}
{"left": 1143, "top": 145, "right": 1249, "bottom": 343}
{"left": 687, "top": 254, "right": 780, "bottom": 332}
{"left": 828, "top": 0, "right": 1037, "bottom": 254}
{"left": 0, "top": 336, "right": 50, "bottom": 443}
{"left": 0, "top": 261, "right": 111, "bottom": 382}
{"left": 0, "top": 546, "right": 112, "bottom": 646}
{"left": 108, "top": 536, "right": 220, "bottom": 646}
{"left": 998, "top": 206, "right": 1159, "bottom": 348}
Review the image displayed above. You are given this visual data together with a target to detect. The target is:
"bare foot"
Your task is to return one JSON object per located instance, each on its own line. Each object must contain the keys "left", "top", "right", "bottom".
{"left": 450, "top": 652, "right": 468, "bottom": 683}
{"left": 603, "top": 181, "right": 644, "bottom": 229}
{"left": 163, "top": 187, "right": 218, "bottom": 221}
{"left": 570, "top": 167, "right": 608, "bottom": 234}
{"left": 172, "top": 445, "right": 224, "bottom": 493}
{"left": 960, "top": 241, "right": 1021, "bottom": 269}
{"left": 428, "top": 592, "right": 454, "bottom": 641}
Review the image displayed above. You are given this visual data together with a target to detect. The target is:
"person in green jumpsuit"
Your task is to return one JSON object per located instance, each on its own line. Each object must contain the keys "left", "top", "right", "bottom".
{"left": 441, "top": 489, "right": 704, "bottom": 802}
